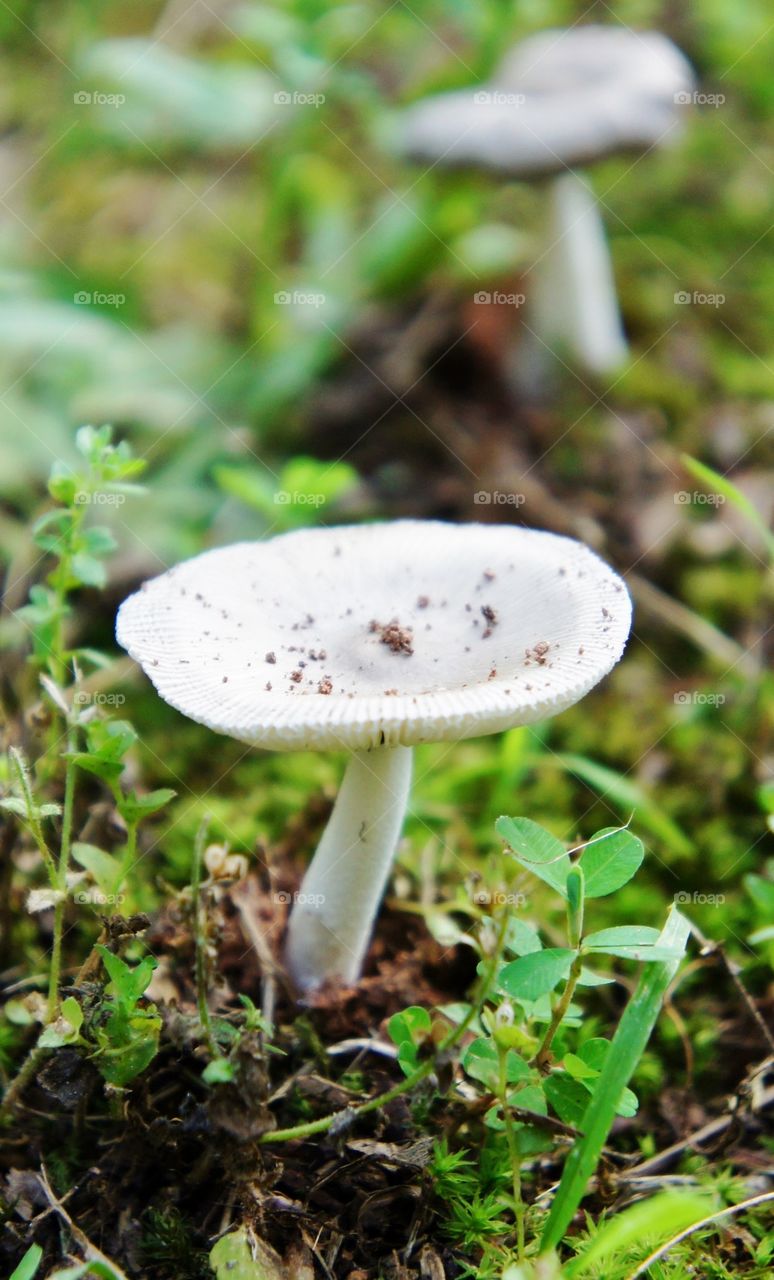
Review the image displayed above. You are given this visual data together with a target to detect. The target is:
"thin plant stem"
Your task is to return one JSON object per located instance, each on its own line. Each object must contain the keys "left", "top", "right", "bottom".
{"left": 533, "top": 951, "right": 584, "bottom": 1072}
{"left": 9, "top": 747, "right": 57, "bottom": 884}
{"left": 498, "top": 1040, "right": 526, "bottom": 1259}
{"left": 0, "top": 1043, "right": 52, "bottom": 1113}
{"left": 260, "top": 906, "right": 512, "bottom": 1146}
{"left": 118, "top": 819, "right": 137, "bottom": 900}
{"left": 48, "top": 738, "right": 76, "bottom": 1020}
{"left": 192, "top": 817, "right": 216, "bottom": 1054}
{"left": 49, "top": 502, "right": 86, "bottom": 685}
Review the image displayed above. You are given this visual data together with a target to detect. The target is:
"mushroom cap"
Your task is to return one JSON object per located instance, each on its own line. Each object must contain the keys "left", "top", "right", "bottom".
{"left": 399, "top": 25, "right": 695, "bottom": 176}
{"left": 116, "top": 521, "right": 632, "bottom": 752}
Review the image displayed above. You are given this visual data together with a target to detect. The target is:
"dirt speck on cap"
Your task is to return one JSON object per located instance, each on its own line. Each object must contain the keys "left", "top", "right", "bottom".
{"left": 416, "top": 595, "right": 430, "bottom": 609}
{"left": 265, "top": 652, "right": 276, "bottom": 664}
{"left": 369, "top": 618, "right": 414, "bottom": 655}
{"left": 318, "top": 677, "right": 333, "bottom": 695}
{"left": 525, "top": 641, "right": 551, "bottom": 667}
{"left": 290, "top": 670, "right": 303, "bottom": 683}
{"left": 481, "top": 604, "right": 498, "bottom": 638}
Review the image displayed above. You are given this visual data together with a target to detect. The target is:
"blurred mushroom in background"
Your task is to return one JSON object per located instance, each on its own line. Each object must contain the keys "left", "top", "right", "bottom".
{"left": 398, "top": 26, "right": 696, "bottom": 381}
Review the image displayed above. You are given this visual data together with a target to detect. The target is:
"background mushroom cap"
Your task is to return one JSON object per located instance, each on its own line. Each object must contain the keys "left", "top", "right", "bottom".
{"left": 399, "top": 25, "right": 695, "bottom": 176}
{"left": 117, "top": 521, "right": 632, "bottom": 752}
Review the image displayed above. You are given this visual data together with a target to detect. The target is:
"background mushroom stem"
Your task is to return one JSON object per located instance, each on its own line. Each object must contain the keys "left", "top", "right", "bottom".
{"left": 532, "top": 171, "right": 629, "bottom": 375}
{"left": 284, "top": 745, "right": 413, "bottom": 991}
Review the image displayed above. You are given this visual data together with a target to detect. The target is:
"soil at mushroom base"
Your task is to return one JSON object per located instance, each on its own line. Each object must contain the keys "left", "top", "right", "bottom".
{"left": 116, "top": 520, "right": 632, "bottom": 992}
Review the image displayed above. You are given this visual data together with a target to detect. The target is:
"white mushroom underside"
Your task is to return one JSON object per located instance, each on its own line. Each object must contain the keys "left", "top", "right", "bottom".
{"left": 117, "top": 521, "right": 632, "bottom": 751}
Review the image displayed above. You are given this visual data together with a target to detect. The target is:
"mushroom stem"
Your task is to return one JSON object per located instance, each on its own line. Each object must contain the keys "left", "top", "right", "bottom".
{"left": 532, "top": 170, "right": 629, "bottom": 374}
{"left": 284, "top": 745, "right": 413, "bottom": 991}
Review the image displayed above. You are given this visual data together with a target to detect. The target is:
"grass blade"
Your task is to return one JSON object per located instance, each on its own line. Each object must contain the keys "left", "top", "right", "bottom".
{"left": 550, "top": 753, "right": 692, "bottom": 856}
{"left": 565, "top": 1189, "right": 713, "bottom": 1277}
{"left": 681, "top": 454, "right": 774, "bottom": 561}
{"left": 539, "top": 906, "right": 690, "bottom": 1254}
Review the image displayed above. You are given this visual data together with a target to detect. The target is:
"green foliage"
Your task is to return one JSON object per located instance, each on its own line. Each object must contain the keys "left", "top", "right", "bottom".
{"left": 9, "top": 1245, "right": 43, "bottom": 1280}
{"left": 209, "top": 1227, "right": 285, "bottom": 1280}
{"left": 90, "top": 945, "right": 161, "bottom": 1087}
{"left": 681, "top": 454, "right": 774, "bottom": 561}
{"left": 141, "top": 1207, "right": 212, "bottom": 1279}
{"left": 387, "top": 1005, "right": 433, "bottom": 1075}
{"left": 215, "top": 455, "right": 360, "bottom": 530}
{"left": 540, "top": 908, "right": 691, "bottom": 1253}
{"left": 565, "top": 1189, "right": 715, "bottom": 1277}
{"left": 17, "top": 425, "right": 145, "bottom": 680}
{"left": 392, "top": 815, "right": 691, "bottom": 1261}
{"left": 1, "top": 3, "right": 773, "bottom": 1275}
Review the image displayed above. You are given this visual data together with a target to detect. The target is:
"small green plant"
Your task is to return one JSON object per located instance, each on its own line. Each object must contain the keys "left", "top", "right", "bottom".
{"left": 1, "top": 429, "right": 173, "bottom": 1118}
{"left": 89, "top": 945, "right": 161, "bottom": 1087}
{"left": 1, "top": 427, "right": 153, "bottom": 1022}
{"left": 388, "top": 816, "right": 690, "bottom": 1263}
{"left": 34, "top": 946, "right": 161, "bottom": 1088}
{"left": 18, "top": 424, "right": 146, "bottom": 682}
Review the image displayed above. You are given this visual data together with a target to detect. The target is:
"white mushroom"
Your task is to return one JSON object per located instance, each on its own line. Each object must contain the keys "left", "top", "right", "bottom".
{"left": 116, "top": 521, "right": 632, "bottom": 991}
{"left": 399, "top": 26, "right": 695, "bottom": 375}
